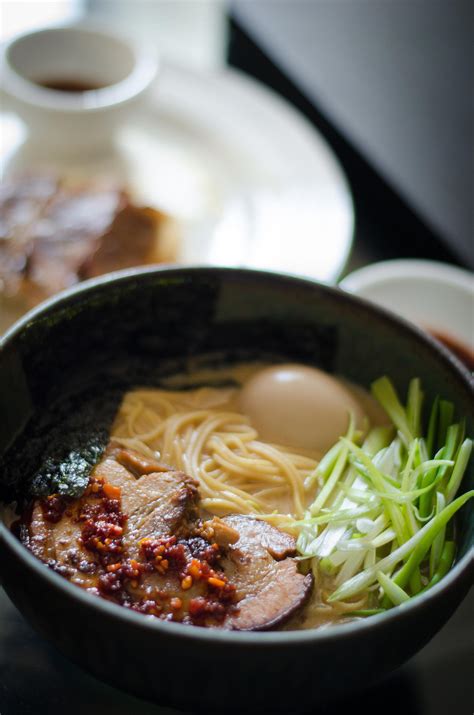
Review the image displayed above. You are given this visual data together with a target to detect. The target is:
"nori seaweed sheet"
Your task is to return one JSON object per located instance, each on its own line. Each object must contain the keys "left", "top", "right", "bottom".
{"left": 0, "top": 383, "right": 123, "bottom": 505}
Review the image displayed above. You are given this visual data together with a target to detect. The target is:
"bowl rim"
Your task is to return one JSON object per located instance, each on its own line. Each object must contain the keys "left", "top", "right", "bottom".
{"left": 1, "top": 264, "right": 473, "bottom": 646}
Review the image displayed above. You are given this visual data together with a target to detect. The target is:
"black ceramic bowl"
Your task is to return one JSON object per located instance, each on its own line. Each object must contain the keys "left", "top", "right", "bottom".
{"left": 0, "top": 267, "right": 472, "bottom": 713}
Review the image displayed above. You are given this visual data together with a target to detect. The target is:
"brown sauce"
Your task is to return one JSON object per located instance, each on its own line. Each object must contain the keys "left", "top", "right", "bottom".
{"left": 428, "top": 329, "right": 474, "bottom": 371}
{"left": 35, "top": 78, "right": 106, "bottom": 92}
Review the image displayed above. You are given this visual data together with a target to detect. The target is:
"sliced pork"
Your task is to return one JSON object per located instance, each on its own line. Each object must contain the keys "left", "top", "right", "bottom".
{"left": 220, "top": 515, "right": 313, "bottom": 630}
{"left": 20, "top": 446, "right": 312, "bottom": 630}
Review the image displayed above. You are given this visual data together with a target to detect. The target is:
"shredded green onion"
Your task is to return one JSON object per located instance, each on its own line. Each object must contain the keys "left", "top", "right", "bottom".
{"left": 291, "top": 376, "right": 473, "bottom": 615}
{"left": 377, "top": 570, "right": 410, "bottom": 606}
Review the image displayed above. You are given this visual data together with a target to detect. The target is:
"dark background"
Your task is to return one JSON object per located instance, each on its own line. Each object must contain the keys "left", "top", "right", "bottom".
{"left": 229, "top": 0, "right": 473, "bottom": 270}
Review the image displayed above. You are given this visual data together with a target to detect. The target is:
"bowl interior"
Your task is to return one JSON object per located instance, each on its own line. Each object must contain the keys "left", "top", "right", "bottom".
{"left": 1, "top": 267, "right": 472, "bottom": 561}
{"left": 7, "top": 27, "right": 136, "bottom": 89}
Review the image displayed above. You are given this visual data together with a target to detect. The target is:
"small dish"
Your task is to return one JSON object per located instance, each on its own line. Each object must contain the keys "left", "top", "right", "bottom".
{"left": 0, "top": 25, "right": 157, "bottom": 154}
{"left": 340, "top": 259, "right": 473, "bottom": 368}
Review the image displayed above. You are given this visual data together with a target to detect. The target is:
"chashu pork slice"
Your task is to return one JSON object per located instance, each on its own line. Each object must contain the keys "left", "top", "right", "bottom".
{"left": 93, "top": 448, "right": 217, "bottom": 609}
{"left": 219, "top": 515, "right": 313, "bottom": 631}
{"left": 94, "top": 448, "right": 200, "bottom": 553}
{"left": 27, "top": 493, "right": 101, "bottom": 589}
{"left": 26, "top": 447, "right": 199, "bottom": 592}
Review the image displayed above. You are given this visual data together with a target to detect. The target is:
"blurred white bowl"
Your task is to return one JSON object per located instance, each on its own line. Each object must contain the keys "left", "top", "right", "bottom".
{"left": 340, "top": 259, "right": 473, "bottom": 368}
{"left": 0, "top": 25, "right": 157, "bottom": 155}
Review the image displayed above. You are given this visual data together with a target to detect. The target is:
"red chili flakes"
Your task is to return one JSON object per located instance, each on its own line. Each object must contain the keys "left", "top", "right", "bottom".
{"left": 99, "top": 558, "right": 151, "bottom": 595}
{"left": 80, "top": 510, "right": 125, "bottom": 556}
{"left": 188, "top": 597, "right": 226, "bottom": 620}
{"left": 208, "top": 576, "right": 226, "bottom": 589}
{"left": 185, "top": 556, "right": 233, "bottom": 591}
{"left": 131, "top": 599, "right": 163, "bottom": 616}
{"left": 186, "top": 537, "right": 220, "bottom": 565}
{"left": 134, "top": 532, "right": 237, "bottom": 621}
{"left": 99, "top": 569, "right": 125, "bottom": 594}
{"left": 41, "top": 494, "right": 70, "bottom": 523}
{"left": 188, "top": 558, "right": 202, "bottom": 579}
{"left": 170, "top": 597, "right": 182, "bottom": 610}
{"left": 139, "top": 536, "right": 187, "bottom": 574}
{"left": 181, "top": 575, "right": 193, "bottom": 590}
{"left": 84, "top": 476, "right": 104, "bottom": 496}
{"left": 78, "top": 483, "right": 126, "bottom": 550}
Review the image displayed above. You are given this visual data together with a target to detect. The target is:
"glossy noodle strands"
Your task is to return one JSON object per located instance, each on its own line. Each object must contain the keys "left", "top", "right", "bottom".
{"left": 110, "top": 387, "right": 320, "bottom": 521}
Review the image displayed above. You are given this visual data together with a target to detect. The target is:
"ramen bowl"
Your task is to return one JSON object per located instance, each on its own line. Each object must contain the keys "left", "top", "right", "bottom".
{"left": 0, "top": 266, "right": 472, "bottom": 712}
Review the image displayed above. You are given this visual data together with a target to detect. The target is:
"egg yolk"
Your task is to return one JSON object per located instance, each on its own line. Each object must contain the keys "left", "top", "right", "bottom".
{"left": 239, "top": 364, "right": 365, "bottom": 453}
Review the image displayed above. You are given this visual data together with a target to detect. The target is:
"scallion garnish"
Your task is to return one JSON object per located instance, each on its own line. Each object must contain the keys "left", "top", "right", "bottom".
{"left": 292, "top": 377, "right": 473, "bottom": 613}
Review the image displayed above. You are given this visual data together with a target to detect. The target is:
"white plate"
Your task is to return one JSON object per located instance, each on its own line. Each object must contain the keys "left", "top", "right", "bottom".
{"left": 0, "top": 62, "right": 354, "bottom": 283}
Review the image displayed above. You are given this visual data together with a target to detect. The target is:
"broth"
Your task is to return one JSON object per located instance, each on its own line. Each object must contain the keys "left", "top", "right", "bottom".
{"left": 35, "top": 78, "right": 107, "bottom": 92}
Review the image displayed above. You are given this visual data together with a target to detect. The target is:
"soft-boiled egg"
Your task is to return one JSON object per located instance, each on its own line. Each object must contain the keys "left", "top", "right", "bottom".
{"left": 239, "top": 364, "right": 365, "bottom": 453}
